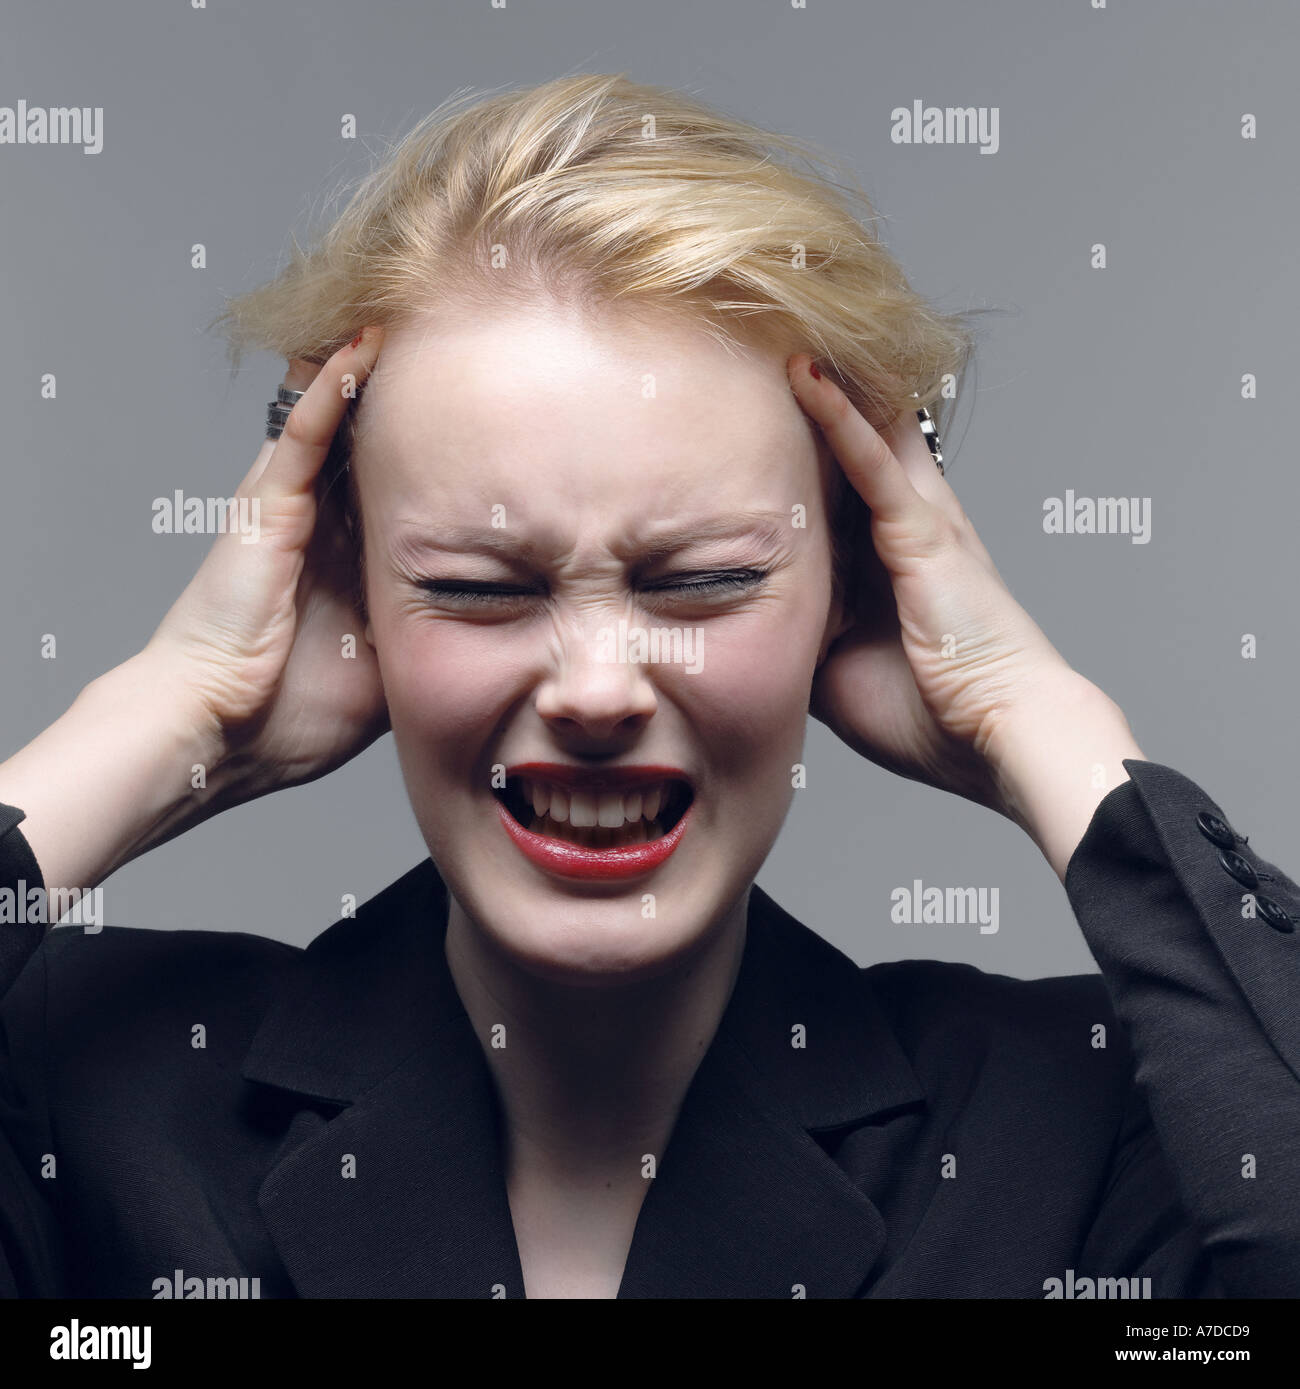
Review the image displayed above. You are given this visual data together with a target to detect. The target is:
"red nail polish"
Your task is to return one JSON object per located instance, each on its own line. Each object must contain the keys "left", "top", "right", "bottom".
{"left": 349, "top": 330, "right": 365, "bottom": 349}
{"left": 809, "top": 362, "right": 822, "bottom": 380}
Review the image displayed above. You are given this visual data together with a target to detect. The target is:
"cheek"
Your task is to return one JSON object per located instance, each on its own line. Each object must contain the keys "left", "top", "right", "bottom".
{"left": 664, "top": 589, "right": 830, "bottom": 757}
{"left": 370, "top": 607, "right": 528, "bottom": 756}
{"left": 691, "top": 623, "right": 808, "bottom": 714}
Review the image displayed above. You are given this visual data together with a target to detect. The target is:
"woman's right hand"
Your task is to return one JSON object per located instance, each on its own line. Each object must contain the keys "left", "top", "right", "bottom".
{"left": 0, "top": 328, "right": 388, "bottom": 899}
{"left": 147, "top": 327, "right": 389, "bottom": 798}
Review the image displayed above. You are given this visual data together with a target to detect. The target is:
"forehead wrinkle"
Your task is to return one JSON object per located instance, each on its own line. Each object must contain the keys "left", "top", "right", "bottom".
{"left": 387, "top": 509, "right": 795, "bottom": 568}
{"left": 387, "top": 523, "right": 560, "bottom": 571}
{"left": 622, "top": 511, "right": 793, "bottom": 559}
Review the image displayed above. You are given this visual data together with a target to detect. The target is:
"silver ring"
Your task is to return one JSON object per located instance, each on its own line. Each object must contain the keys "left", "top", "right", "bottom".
{"left": 266, "top": 387, "right": 306, "bottom": 442}
{"left": 913, "top": 398, "right": 945, "bottom": 475}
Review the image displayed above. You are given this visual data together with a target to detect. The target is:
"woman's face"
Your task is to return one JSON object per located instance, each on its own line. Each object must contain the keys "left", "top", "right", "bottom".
{"left": 354, "top": 299, "right": 846, "bottom": 984}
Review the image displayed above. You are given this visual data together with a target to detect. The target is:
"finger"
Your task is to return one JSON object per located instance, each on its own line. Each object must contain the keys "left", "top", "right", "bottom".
{"left": 878, "top": 408, "right": 973, "bottom": 532}
{"left": 876, "top": 408, "right": 1004, "bottom": 575}
{"left": 254, "top": 326, "right": 384, "bottom": 507}
{"left": 787, "top": 355, "right": 930, "bottom": 536}
{"left": 880, "top": 409, "right": 950, "bottom": 499}
{"left": 236, "top": 358, "right": 327, "bottom": 498}
{"left": 283, "top": 356, "right": 322, "bottom": 393}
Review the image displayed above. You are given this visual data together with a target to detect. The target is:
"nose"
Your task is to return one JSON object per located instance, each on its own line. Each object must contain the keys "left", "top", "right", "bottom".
{"left": 534, "top": 619, "right": 659, "bottom": 743}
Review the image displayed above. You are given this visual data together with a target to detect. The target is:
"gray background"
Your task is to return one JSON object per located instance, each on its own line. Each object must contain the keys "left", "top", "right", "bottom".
{"left": 2, "top": 0, "right": 1296, "bottom": 977}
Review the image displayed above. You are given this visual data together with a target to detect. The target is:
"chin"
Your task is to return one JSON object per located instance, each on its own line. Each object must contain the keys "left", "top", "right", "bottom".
{"left": 450, "top": 869, "right": 732, "bottom": 988}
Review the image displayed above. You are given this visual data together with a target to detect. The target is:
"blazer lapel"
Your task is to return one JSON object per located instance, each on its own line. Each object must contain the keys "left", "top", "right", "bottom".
{"left": 241, "top": 862, "right": 526, "bottom": 1297}
{"left": 617, "top": 887, "right": 925, "bottom": 1299}
{"left": 242, "top": 862, "right": 925, "bottom": 1299}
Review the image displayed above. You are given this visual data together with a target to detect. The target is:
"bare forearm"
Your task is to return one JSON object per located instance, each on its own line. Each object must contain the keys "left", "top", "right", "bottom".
{"left": 987, "top": 674, "right": 1146, "bottom": 884}
{"left": 0, "top": 651, "right": 227, "bottom": 895}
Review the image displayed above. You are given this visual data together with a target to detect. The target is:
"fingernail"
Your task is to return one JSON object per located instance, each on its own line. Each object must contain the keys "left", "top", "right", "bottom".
{"left": 808, "top": 361, "right": 822, "bottom": 380}
{"left": 349, "top": 329, "right": 366, "bottom": 349}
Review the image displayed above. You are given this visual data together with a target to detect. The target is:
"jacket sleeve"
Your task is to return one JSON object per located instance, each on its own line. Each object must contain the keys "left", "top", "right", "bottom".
{"left": 0, "top": 802, "right": 65, "bottom": 1296}
{"left": 1064, "top": 758, "right": 1300, "bottom": 1297}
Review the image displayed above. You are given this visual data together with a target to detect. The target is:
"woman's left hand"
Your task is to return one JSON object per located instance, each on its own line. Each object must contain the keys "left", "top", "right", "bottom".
{"left": 786, "top": 353, "right": 1125, "bottom": 828}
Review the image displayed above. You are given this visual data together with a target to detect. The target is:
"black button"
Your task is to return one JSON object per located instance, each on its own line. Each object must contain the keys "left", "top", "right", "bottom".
{"left": 1196, "top": 810, "right": 1236, "bottom": 849}
{"left": 1255, "top": 895, "right": 1295, "bottom": 934}
{"left": 1218, "top": 849, "right": 1258, "bottom": 889}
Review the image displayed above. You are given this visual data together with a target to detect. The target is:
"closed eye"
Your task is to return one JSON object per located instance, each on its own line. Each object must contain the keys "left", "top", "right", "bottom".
{"left": 644, "top": 569, "right": 769, "bottom": 597}
{"left": 415, "top": 580, "right": 539, "bottom": 603}
{"left": 414, "top": 569, "right": 768, "bottom": 605}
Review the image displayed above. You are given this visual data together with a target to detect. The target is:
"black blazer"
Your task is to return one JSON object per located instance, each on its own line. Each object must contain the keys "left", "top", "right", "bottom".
{"left": 1, "top": 758, "right": 1297, "bottom": 1299}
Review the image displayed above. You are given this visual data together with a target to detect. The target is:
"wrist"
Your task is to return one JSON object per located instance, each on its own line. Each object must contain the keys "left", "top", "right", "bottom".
{"left": 984, "top": 673, "right": 1145, "bottom": 883}
{"left": 106, "top": 646, "right": 230, "bottom": 791}
{"left": 0, "top": 652, "right": 236, "bottom": 896}
{"left": 83, "top": 650, "right": 246, "bottom": 842}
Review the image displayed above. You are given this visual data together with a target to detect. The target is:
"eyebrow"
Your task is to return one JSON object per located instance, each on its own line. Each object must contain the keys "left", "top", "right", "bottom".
{"left": 391, "top": 509, "right": 794, "bottom": 561}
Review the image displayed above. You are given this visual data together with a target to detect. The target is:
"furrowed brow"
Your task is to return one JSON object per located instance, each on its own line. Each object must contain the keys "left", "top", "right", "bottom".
{"left": 392, "top": 526, "right": 547, "bottom": 559}
{"left": 630, "top": 512, "right": 792, "bottom": 558}
{"left": 392, "top": 510, "right": 793, "bottom": 562}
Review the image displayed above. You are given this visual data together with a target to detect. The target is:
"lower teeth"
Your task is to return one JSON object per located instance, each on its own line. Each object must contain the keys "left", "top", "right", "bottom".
{"left": 525, "top": 813, "right": 666, "bottom": 848}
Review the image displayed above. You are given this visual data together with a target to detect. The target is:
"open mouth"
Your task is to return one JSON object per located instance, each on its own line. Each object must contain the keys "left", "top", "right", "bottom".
{"left": 494, "top": 776, "right": 694, "bottom": 851}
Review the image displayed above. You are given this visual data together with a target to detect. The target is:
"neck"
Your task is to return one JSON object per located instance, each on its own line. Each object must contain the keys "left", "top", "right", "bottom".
{"left": 444, "top": 888, "right": 751, "bottom": 1181}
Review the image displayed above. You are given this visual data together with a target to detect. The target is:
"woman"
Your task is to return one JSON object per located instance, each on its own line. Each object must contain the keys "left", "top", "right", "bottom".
{"left": 1, "top": 73, "right": 1296, "bottom": 1300}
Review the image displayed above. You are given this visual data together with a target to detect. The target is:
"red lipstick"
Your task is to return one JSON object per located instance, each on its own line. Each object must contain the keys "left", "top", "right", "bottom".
{"left": 494, "top": 763, "right": 694, "bottom": 881}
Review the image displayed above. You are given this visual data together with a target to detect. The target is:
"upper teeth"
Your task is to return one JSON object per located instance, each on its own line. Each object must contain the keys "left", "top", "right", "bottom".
{"left": 521, "top": 779, "right": 667, "bottom": 828}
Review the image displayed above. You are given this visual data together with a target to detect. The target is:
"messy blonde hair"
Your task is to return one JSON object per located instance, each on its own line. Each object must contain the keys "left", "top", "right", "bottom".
{"left": 213, "top": 72, "right": 984, "bottom": 613}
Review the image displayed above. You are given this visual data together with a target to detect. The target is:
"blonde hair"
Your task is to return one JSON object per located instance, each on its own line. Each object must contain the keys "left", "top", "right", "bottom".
{"left": 213, "top": 73, "right": 986, "bottom": 609}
